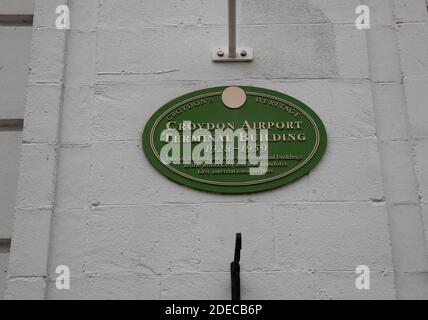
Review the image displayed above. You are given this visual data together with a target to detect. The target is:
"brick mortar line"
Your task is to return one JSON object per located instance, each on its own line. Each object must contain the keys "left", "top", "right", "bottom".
{"left": 80, "top": 23, "right": 399, "bottom": 30}
{"left": 35, "top": 269, "right": 396, "bottom": 281}
{"left": 38, "top": 269, "right": 395, "bottom": 279}
{"left": 51, "top": 201, "right": 386, "bottom": 211}
{"left": 88, "top": 200, "right": 381, "bottom": 205}
{"left": 80, "top": 0, "right": 105, "bottom": 292}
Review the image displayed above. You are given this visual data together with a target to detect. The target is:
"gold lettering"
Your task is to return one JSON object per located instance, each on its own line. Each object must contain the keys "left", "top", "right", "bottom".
{"left": 166, "top": 121, "right": 176, "bottom": 130}
{"left": 242, "top": 120, "right": 252, "bottom": 130}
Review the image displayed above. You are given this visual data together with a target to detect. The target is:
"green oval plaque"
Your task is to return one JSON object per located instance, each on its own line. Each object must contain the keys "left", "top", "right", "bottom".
{"left": 143, "top": 86, "right": 327, "bottom": 194}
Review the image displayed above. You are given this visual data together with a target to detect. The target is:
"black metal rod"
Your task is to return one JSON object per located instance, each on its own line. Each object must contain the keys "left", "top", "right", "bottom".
{"left": 231, "top": 233, "right": 242, "bottom": 300}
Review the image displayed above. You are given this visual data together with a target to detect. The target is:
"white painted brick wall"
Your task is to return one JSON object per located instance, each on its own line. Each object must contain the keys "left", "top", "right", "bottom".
{"left": 394, "top": 2, "right": 428, "bottom": 296}
{"left": 0, "top": 248, "right": 10, "bottom": 299}
{"left": 0, "top": 132, "right": 22, "bottom": 239}
{"left": 4, "top": 0, "right": 66, "bottom": 300}
{"left": 0, "top": 26, "right": 32, "bottom": 119}
{"left": 0, "top": 0, "right": 34, "bottom": 15}
{"left": 0, "top": 0, "right": 34, "bottom": 300}
{"left": 5, "top": 0, "right": 428, "bottom": 300}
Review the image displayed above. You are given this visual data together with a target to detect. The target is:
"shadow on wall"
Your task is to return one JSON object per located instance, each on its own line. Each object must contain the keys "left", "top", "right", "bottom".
{"left": 240, "top": 0, "right": 332, "bottom": 24}
{"left": 238, "top": 0, "right": 339, "bottom": 78}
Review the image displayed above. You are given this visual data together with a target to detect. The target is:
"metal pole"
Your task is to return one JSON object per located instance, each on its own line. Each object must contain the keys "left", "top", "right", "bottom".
{"left": 228, "top": 0, "right": 237, "bottom": 57}
{"left": 212, "top": 0, "right": 253, "bottom": 62}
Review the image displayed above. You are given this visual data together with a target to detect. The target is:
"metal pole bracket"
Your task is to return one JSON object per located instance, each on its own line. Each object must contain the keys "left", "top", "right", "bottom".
{"left": 212, "top": 0, "right": 254, "bottom": 62}
{"left": 212, "top": 46, "right": 254, "bottom": 62}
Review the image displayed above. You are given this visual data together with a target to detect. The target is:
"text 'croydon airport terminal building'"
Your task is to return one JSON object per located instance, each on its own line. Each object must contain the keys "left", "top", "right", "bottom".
{"left": 0, "top": 0, "right": 428, "bottom": 300}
